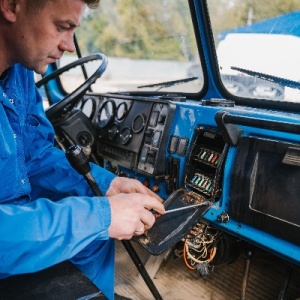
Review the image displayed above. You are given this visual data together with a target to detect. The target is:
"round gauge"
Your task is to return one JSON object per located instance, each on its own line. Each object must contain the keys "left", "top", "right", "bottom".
{"left": 116, "top": 102, "right": 128, "bottom": 120}
{"left": 108, "top": 122, "right": 120, "bottom": 140}
{"left": 97, "top": 100, "right": 116, "bottom": 128}
{"left": 76, "top": 132, "right": 93, "bottom": 147}
{"left": 119, "top": 127, "right": 132, "bottom": 145}
{"left": 132, "top": 114, "right": 146, "bottom": 133}
{"left": 81, "top": 98, "right": 95, "bottom": 118}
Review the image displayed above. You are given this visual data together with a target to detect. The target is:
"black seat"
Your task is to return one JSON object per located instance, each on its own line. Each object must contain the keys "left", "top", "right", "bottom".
{"left": 0, "top": 261, "right": 107, "bottom": 299}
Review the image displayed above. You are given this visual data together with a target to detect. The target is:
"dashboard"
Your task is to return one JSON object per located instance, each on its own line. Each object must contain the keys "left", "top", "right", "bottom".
{"left": 52, "top": 92, "right": 300, "bottom": 265}
{"left": 75, "top": 94, "right": 175, "bottom": 174}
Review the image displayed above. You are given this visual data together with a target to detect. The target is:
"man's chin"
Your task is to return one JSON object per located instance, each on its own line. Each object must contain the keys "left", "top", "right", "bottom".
{"left": 32, "top": 65, "right": 49, "bottom": 75}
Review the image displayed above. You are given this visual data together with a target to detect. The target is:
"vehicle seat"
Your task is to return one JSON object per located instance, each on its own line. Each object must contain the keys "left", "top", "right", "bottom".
{"left": 0, "top": 261, "right": 107, "bottom": 299}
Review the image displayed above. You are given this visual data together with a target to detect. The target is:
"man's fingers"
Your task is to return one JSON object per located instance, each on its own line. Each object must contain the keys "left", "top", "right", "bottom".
{"left": 141, "top": 195, "right": 165, "bottom": 215}
{"left": 108, "top": 192, "right": 165, "bottom": 239}
{"left": 145, "top": 188, "right": 164, "bottom": 203}
{"left": 139, "top": 209, "right": 156, "bottom": 230}
{"left": 107, "top": 177, "right": 164, "bottom": 203}
{"left": 133, "top": 223, "right": 146, "bottom": 235}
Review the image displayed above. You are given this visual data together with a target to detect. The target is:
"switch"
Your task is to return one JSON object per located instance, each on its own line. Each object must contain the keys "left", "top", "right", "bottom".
{"left": 144, "top": 129, "right": 153, "bottom": 144}
{"left": 152, "top": 131, "right": 161, "bottom": 147}
{"left": 140, "top": 147, "right": 149, "bottom": 163}
{"left": 177, "top": 138, "right": 189, "bottom": 156}
{"left": 158, "top": 115, "right": 166, "bottom": 124}
{"left": 168, "top": 135, "right": 179, "bottom": 153}
{"left": 149, "top": 111, "right": 159, "bottom": 127}
{"left": 147, "top": 150, "right": 157, "bottom": 165}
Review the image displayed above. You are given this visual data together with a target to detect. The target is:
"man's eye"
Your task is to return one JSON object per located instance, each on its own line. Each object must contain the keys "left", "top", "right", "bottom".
{"left": 57, "top": 25, "right": 69, "bottom": 32}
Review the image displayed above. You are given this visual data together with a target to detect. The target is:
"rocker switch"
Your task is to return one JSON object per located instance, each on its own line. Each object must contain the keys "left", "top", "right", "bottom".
{"left": 147, "top": 150, "right": 157, "bottom": 165}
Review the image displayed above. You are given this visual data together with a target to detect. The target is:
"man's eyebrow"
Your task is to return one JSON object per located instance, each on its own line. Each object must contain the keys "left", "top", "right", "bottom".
{"left": 60, "top": 19, "right": 80, "bottom": 28}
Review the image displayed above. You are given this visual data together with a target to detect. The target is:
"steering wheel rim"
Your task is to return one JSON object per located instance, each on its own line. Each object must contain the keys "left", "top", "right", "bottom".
{"left": 36, "top": 53, "right": 108, "bottom": 121}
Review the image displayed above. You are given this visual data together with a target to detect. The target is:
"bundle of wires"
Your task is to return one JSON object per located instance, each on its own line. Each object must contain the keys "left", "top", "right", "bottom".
{"left": 183, "top": 223, "right": 219, "bottom": 270}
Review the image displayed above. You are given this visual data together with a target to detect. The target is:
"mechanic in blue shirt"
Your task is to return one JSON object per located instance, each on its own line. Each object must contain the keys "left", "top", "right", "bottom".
{"left": 0, "top": 0, "right": 165, "bottom": 299}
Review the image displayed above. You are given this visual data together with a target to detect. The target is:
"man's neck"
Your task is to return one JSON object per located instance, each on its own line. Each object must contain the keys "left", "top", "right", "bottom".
{"left": 0, "top": 50, "right": 12, "bottom": 76}
{"left": 0, "top": 27, "right": 15, "bottom": 75}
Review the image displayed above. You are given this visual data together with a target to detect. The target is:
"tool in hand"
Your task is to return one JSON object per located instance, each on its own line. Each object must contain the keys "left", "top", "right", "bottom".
{"left": 65, "top": 145, "right": 163, "bottom": 300}
{"left": 164, "top": 201, "right": 210, "bottom": 214}
{"left": 154, "top": 201, "right": 209, "bottom": 218}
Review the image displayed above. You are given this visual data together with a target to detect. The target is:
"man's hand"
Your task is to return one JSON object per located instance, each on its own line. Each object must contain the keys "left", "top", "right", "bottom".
{"left": 106, "top": 177, "right": 163, "bottom": 202}
{"left": 106, "top": 177, "right": 165, "bottom": 240}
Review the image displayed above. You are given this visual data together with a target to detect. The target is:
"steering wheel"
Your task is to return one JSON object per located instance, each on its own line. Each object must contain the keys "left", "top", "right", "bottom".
{"left": 36, "top": 53, "right": 108, "bottom": 121}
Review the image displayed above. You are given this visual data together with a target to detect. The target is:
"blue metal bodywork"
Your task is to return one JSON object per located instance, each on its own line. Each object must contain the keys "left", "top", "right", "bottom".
{"left": 117, "top": 99, "right": 300, "bottom": 264}
{"left": 169, "top": 102, "right": 300, "bottom": 265}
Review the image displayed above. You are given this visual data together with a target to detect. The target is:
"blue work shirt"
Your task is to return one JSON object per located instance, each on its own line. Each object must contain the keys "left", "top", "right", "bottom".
{"left": 0, "top": 64, "right": 116, "bottom": 281}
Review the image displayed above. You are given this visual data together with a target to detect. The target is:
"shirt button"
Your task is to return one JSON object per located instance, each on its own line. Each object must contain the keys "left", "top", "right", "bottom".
{"left": 21, "top": 179, "right": 25, "bottom": 184}
{"left": 13, "top": 133, "right": 17, "bottom": 139}
{"left": 9, "top": 98, "right": 14, "bottom": 104}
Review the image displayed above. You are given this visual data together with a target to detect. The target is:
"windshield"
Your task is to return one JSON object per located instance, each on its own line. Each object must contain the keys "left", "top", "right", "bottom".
{"left": 59, "top": 0, "right": 203, "bottom": 94}
{"left": 208, "top": 1, "right": 300, "bottom": 102}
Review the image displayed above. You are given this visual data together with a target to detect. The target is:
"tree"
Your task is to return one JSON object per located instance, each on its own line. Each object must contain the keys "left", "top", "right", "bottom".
{"left": 76, "top": 0, "right": 198, "bottom": 61}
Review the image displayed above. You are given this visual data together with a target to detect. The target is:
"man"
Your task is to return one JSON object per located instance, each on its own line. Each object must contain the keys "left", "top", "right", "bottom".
{"left": 0, "top": 0, "right": 165, "bottom": 299}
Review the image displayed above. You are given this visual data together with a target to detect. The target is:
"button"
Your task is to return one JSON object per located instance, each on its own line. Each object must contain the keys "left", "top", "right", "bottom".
{"left": 147, "top": 150, "right": 157, "bottom": 165}
{"left": 152, "top": 131, "right": 161, "bottom": 147}
{"left": 140, "top": 147, "right": 149, "bottom": 163}
{"left": 9, "top": 99, "right": 14, "bottom": 104}
{"left": 168, "top": 135, "right": 179, "bottom": 153}
{"left": 149, "top": 111, "right": 159, "bottom": 127}
{"left": 13, "top": 133, "right": 17, "bottom": 139}
{"left": 144, "top": 129, "right": 153, "bottom": 144}
{"left": 151, "top": 185, "right": 160, "bottom": 192}
{"left": 158, "top": 115, "right": 166, "bottom": 124}
{"left": 21, "top": 179, "right": 25, "bottom": 184}
{"left": 177, "top": 138, "right": 189, "bottom": 156}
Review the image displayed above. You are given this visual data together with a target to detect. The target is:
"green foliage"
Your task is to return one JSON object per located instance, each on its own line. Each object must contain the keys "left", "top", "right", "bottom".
{"left": 76, "top": 0, "right": 300, "bottom": 59}
{"left": 76, "top": 0, "right": 197, "bottom": 61}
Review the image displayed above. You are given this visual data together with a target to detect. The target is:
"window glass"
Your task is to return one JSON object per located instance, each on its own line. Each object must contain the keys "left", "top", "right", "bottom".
{"left": 60, "top": 0, "right": 203, "bottom": 94}
{"left": 208, "top": 0, "right": 300, "bottom": 102}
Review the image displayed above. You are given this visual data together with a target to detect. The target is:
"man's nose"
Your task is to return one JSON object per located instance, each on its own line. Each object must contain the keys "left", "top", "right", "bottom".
{"left": 59, "top": 33, "right": 76, "bottom": 53}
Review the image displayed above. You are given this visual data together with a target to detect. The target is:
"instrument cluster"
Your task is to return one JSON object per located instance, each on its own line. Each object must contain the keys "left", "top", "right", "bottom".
{"left": 78, "top": 93, "right": 176, "bottom": 177}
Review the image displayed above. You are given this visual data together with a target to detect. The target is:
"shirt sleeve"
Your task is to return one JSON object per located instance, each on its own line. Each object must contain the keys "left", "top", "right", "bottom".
{"left": 0, "top": 195, "right": 111, "bottom": 275}
{"left": 0, "top": 66, "right": 116, "bottom": 277}
{"left": 19, "top": 64, "right": 117, "bottom": 198}
{"left": 25, "top": 80, "right": 116, "bottom": 199}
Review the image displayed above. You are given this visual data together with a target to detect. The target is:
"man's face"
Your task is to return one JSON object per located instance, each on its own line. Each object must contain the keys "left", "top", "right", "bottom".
{"left": 10, "top": 0, "right": 86, "bottom": 74}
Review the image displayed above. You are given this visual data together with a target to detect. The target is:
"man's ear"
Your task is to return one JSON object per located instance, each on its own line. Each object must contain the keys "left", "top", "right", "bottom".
{"left": 0, "top": 0, "right": 18, "bottom": 23}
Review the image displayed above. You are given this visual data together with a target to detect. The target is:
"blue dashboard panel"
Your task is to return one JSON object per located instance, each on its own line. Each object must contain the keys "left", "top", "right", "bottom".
{"left": 48, "top": 91, "right": 300, "bottom": 263}
{"left": 85, "top": 97, "right": 300, "bottom": 260}
{"left": 204, "top": 146, "right": 300, "bottom": 266}
{"left": 168, "top": 101, "right": 300, "bottom": 265}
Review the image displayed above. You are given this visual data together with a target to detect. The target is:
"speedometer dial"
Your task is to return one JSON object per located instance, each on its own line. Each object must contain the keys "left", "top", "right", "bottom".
{"left": 117, "top": 102, "right": 128, "bottom": 120}
{"left": 81, "top": 98, "right": 96, "bottom": 118}
{"left": 97, "top": 100, "right": 116, "bottom": 128}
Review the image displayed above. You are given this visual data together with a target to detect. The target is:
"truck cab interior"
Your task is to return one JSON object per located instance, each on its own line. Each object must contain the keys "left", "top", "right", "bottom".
{"left": 4, "top": 1, "right": 300, "bottom": 299}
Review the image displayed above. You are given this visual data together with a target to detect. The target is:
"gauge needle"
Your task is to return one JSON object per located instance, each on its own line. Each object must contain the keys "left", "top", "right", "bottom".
{"left": 164, "top": 201, "right": 209, "bottom": 214}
